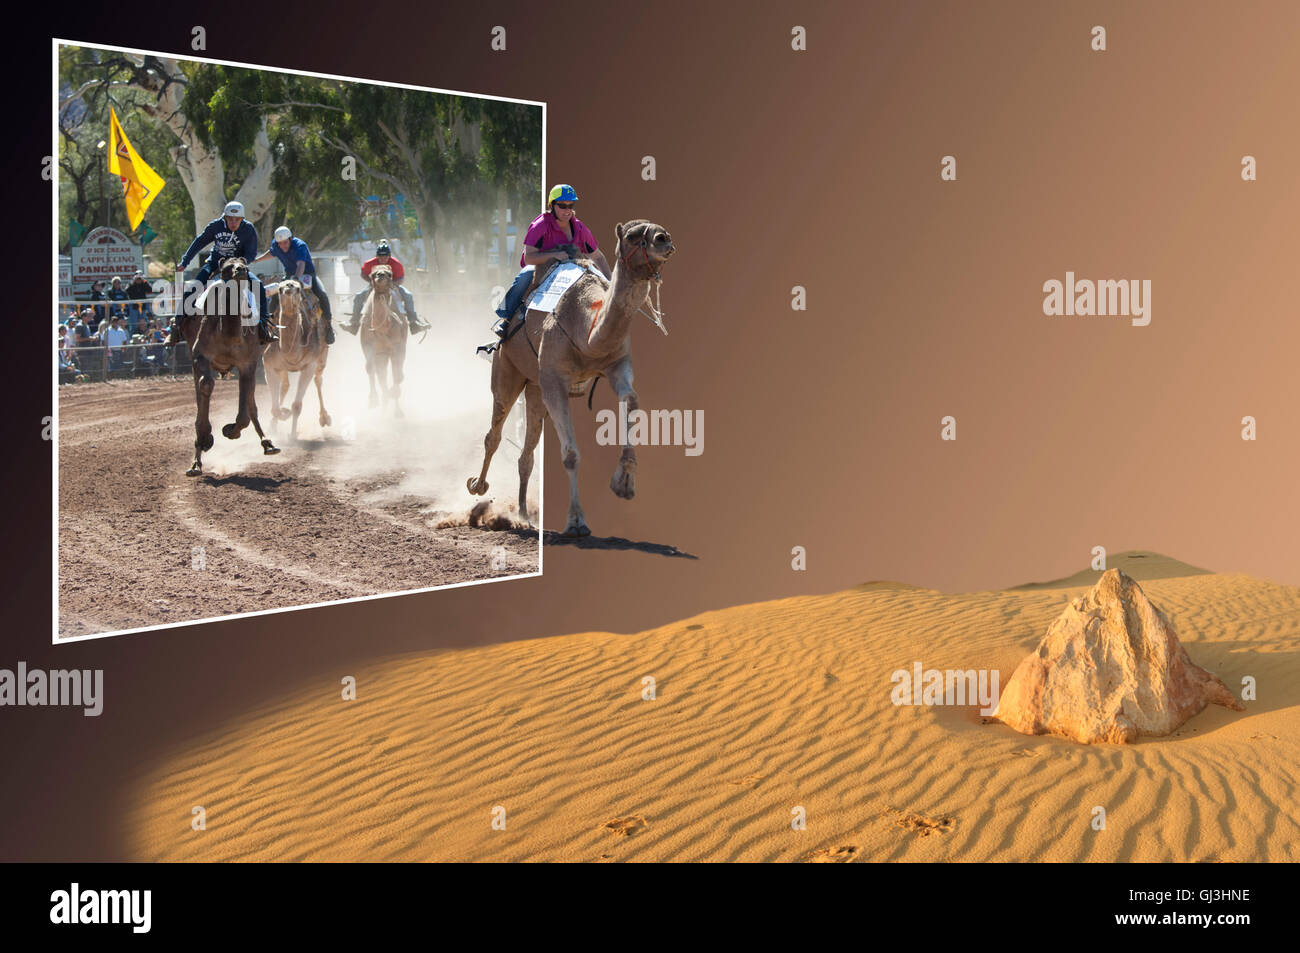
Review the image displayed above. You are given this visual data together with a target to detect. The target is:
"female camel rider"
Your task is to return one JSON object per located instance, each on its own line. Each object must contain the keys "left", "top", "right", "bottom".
{"left": 491, "top": 184, "right": 611, "bottom": 338}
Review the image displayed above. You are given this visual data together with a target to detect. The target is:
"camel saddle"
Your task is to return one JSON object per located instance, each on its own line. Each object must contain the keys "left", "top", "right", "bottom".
{"left": 499, "top": 259, "right": 606, "bottom": 401}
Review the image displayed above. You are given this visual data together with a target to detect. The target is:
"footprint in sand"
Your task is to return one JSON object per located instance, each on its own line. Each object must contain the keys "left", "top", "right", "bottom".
{"left": 727, "top": 774, "right": 765, "bottom": 787}
{"left": 809, "top": 844, "right": 862, "bottom": 863}
{"left": 1250, "top": 733, "right": 1278, "bottom": 741}
{"left": 1011, "top": 748, "right": 1037, "bottom": 758}
{"left": 602, "top": 815, "right": 648, "bottom": 837}
{"left": 882, "top": 807, "right": 954, "bottom": 837}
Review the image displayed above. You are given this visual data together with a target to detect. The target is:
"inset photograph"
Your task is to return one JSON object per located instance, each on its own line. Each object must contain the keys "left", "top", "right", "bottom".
{"left": 54, "top": 41, "right": 544, "bottom": 640}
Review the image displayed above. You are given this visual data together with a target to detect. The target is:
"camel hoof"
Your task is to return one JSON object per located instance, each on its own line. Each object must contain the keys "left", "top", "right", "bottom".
{"left": 467, "top": 477, "right": 489, "bottom": 495}
{"left": 262, "top": 439, "right": 280, "bottom": 455}
{"left": 198, "top": 433, "right": 215, "bottom": 452}
{"left": 562, "top": 523, "right": 591, "bottom": 538}
{"left": 186, "top": 464, "right": 202, "bottom": 477}
{"left": 276, "top": 408, "right": 292, "bottom": 420}
{"left": 611, "top": 468, "right": 636, "bottom": 500}
{"left": 320, "top": 413, "right": 332, "bottom": 427}
{"left": 222, "top": 423, "right": 240, "bottom": 440}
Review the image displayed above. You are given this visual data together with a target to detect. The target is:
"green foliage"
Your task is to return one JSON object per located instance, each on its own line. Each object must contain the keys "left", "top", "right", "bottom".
{"left": 57, "top": 44, "right": 542, "bottom": 279}
{"left": 57, "top": 47, "right": 196, "bottom": 258}
{"left": 267, "top": 122, "right": 365, "bottom": 249}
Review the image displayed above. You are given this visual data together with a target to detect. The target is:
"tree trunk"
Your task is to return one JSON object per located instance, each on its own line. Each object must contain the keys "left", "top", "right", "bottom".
{"left": 130, "top": 57, "right": 227, "bottom": 234}
{"left": 235, "top": 122, "right": 277, "bottom": 222}
{"left": 127, "top": 55, "right": 276, "bottom": 238}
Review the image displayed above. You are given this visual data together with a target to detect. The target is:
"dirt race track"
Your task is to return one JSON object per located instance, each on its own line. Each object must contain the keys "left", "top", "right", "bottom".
{"left": 57, "top": 363, "right": 540, "bottom": 639}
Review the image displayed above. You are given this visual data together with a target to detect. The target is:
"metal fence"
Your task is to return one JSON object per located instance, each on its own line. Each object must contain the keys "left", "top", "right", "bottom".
{"left": 59, "top": 342, "right": 194, "bottom": 384}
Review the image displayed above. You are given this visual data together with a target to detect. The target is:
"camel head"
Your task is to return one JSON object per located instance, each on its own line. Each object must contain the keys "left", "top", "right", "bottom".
{"left": 615, "top": 221, "right": 675, "bottom": 279}
{"left": 278, "top": 278, "right": 304, "bottom": 313}
{"left": 219, "top": 257, "right": 250, "bottom": 284}
{"left": 208, "top": 257, "right": 252, "bottom": 320}
{"left": 370, "top": 264, "right": 394, "bottom": 294}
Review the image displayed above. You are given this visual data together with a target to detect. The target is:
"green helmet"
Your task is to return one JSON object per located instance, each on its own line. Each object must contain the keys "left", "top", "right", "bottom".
{"left": 548, "top": 184, "right": 578, "bottom": 206}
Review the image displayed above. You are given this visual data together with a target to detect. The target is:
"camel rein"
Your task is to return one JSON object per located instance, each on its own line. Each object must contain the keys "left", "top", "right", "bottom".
{"left": 367, "top": 288, "right": 395, "bottom": 334}
{"left": 620, "top": 236, "right": 669, "bottom": 336}
{"left": 275, "top": 294, "right": 318, "bottom": 347}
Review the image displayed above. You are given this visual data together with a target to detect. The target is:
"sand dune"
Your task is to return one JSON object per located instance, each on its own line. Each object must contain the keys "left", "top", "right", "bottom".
{"left": 129, "top": 551, "right": 1300, "bottom": 861}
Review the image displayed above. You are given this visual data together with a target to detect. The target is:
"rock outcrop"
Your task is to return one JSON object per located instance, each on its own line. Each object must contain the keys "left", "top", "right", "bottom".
{"left": 996, "top": 569, "right": 1243, "bottom": 744}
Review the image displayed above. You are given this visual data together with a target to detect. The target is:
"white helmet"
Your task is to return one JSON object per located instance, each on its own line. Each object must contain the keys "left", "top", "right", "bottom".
{"left": 274, "top": 226, "right": 292, "bottom": 241}
{"left": 223, "top": 200, "right": 245, "bottom": 217}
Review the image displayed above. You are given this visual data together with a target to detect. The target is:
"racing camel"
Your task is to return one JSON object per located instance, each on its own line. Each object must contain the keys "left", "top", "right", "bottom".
{"left": 467, "top": 220, "right": 676, "bottom": 534}
{"left": 358, "top": 264, "right": 408, "bottom": 418}
{"left": 180, "top": 257, "right": 279, "bottom": 475}
{"left": 263, "top": 278, "right": 331, "bottom": 441}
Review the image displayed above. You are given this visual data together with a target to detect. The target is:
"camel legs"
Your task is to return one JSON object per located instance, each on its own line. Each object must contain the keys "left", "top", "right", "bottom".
{"left": 517, "top": 383, "right": 545, "bottom": 524}
{"left": 223, "top": 365, "right": 280, "bottom": 455}
{"left": 188, "top": 358, "right": 216, "bottom": 476}
{"left": 264, "top": 361, "right": 290, "bottom": 432}
{"left": 315, "top": 363, "right": 331, "bottom": 429}
{"left": 605, "top": 358, "right": 638, "bottom": 501}
{"left": 222, "top": 368, "right": 254, "bottom": 441}
{"left": 275, "top": 368, "right": 292, "bottom": 422}
{"left": 373, "top": 351, "right": 391, "bottom": 413}
{"left": 468, "top": 352, "right": 526, "bottom": 497}
{"left": 362, "top": 341, "right": 379, "bottom": 408}
{"left": 287, "top": 360, "right": 316, "bottom": 442}
{"left": 539, "top": 368, "right": 589, "bottom": 537}
{"left": 389, "top": 338, "right": 407, "bottom": 419}
{"left": 248, "top": 370, "right": 279, "bottom": 455}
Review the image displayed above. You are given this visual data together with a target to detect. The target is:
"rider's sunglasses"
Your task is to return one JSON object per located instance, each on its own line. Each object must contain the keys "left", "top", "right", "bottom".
{"left": 554, "top": 202, "right": 575, "bottom": 210}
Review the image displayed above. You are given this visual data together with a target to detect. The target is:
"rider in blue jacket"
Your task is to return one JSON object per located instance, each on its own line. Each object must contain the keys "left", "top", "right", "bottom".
{"left": 254, "top": 226, "right": 336, "bottom": 344}
{"left": 176, "top": 200, "right": 277, "bottom": 343}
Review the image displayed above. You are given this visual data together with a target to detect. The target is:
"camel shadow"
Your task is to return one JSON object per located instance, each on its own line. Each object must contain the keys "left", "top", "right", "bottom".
{"left": 542, "top": 531, "right": 698, "bottom": 559}
{"left": 201, "top": 474, "right": 292, "bottom": 492}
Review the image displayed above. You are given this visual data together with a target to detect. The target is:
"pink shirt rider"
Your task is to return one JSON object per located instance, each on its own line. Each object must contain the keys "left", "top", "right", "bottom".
{"left": 521, "top": 212, "right": 598, "bottom": 267}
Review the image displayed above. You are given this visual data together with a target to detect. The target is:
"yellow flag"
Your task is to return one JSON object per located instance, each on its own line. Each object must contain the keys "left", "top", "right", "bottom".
{"left": 108, "top": 107, "right": 165, "bottom": 231}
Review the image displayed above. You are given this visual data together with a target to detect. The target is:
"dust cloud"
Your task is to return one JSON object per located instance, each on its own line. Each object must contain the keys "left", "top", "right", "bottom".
{"left": 207, "top": 295, "right": 538, "bottom": 525}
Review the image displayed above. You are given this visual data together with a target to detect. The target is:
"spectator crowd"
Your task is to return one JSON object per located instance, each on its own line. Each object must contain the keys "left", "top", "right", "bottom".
{"left": 58, "top": 272, "right": 176, "bottom": 382}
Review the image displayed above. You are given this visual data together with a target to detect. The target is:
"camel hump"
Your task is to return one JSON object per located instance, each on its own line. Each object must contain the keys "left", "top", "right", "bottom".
{"left": 574, "top": 259, "right": 607, "bottom": 289}
{"left": 541, "top": 268, "right": 608, "bottom": 350}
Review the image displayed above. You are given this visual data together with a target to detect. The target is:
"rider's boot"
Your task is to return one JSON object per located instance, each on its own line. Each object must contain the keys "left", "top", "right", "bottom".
{"left": 407, "top": 314, "right": 430, "bottom": 335}
{"left": 321, "top": 317, "right": 337, "bottom": 345}
{"left": 494, "top": 305, "right": 525, "bottom": 340}
{"left": 258, "top": 313, "right": 278, "bottom": 345}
